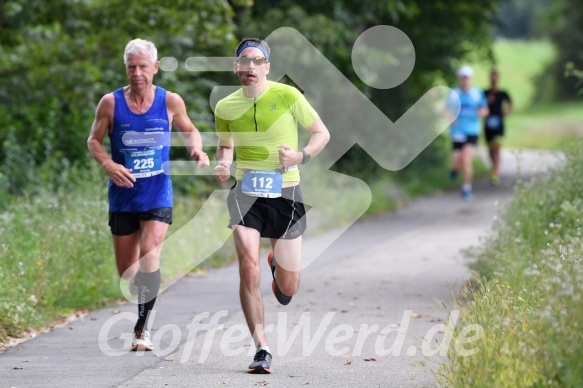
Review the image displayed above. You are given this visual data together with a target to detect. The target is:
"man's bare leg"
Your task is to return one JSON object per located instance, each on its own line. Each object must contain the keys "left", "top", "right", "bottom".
{"left": 233, "top": 225, "right": 266, "bottom": 347}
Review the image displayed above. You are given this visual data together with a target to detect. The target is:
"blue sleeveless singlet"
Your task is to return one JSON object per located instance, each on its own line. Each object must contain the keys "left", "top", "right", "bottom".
{"left": 108, "top": 86, "right": 172, "bottom": 212}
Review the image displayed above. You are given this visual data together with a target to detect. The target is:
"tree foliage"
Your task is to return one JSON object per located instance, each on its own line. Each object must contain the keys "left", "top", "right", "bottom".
{"left": 546, "top": 0, "right": 583, "bottom": 100}
{"left": 0, "top": 0, "right": 504, "bottom": 193}
{"left": 493, "top": 0, "right": 555, "bottom": 39}
{"left": 493, "top": 0, "right": 583, "bottom": 100}
{"left": 231, "top": 0, "right": 500, "bottom": 179}
{"left": 0, "top": 0, "right": 237, "bottom": 192}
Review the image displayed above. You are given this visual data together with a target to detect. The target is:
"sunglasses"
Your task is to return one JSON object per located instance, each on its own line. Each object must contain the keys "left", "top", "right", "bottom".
{"left": 236, "top": 56, "right": 268, "bottom": 66}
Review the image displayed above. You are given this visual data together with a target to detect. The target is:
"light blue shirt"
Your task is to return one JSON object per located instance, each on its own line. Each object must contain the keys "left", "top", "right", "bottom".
{"left": 446, "top": 87, "right": 487, "bottom": 138}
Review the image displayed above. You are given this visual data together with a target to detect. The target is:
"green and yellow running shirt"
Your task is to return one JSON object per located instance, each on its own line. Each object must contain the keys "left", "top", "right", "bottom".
{"left": 215, "top": 81, "right": 318, "bottom": 182}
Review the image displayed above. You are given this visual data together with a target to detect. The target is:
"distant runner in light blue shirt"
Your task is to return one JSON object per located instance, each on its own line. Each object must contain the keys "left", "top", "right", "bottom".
{"left": 446, "top": 85, "right": 488, "bottom": 140}
{"left": 444, "top": 65, "right": 489, "bottom": 201}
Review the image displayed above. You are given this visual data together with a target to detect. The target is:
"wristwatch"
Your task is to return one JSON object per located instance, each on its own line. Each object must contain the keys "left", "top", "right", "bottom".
{"left": 300, "top": 149, "right": 311, "bottom": 164}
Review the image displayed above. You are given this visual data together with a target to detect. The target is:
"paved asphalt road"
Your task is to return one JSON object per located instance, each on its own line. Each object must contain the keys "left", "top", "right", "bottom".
{"left": 0, "top": 149, "right": 561, "bottom": 388}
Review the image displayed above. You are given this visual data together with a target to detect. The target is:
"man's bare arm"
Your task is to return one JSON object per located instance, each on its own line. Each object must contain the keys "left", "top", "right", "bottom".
{"left": 214, "top": 138, "right": 234, "bottom": 182}
{"left": 278, "top": 116, "right": 330, "bottom": 167}
{"left": 167, "top": 92, "right": 209, "bottom": 168}
{"left": 87, "top": 94, "right": 136, "bottom": 187}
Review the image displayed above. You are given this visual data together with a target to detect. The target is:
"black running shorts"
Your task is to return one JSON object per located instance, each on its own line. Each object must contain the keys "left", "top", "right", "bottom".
{"left": 484, "top": 128, "right": 504, "bottom": 145}
{"left": 226, "top": 182, "right": 307, "bottom": 240}
{"left": 452, "top": 135, "right": 478, "bottom": 150}
{"left": 108, "top": 207, "right": 173, "bottom": 236}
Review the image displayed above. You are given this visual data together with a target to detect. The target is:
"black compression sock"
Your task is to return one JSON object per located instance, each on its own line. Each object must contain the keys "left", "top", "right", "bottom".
{"left": 134, "top": 269, "right": 161, "bottom": 331}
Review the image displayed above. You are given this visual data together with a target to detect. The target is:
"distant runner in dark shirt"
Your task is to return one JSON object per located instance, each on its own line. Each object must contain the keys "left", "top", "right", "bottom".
{"left": 484, "top": 70, "right": 512, "bottom": 185}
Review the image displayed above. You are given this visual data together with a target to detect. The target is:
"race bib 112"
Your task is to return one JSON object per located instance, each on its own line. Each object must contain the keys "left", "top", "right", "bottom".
{"left": 241, "top": 169, "right": 283, "bottom": 198}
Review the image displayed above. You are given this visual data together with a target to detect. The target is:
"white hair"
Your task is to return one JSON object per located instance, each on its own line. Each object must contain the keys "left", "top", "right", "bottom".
{"left": 124, "top": 39, "right": 157, "bottom": 64}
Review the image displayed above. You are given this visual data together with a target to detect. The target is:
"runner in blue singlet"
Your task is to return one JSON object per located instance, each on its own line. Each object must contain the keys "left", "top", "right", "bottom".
{"left": 87, "top": 39, "right": 209, "bottom": 351}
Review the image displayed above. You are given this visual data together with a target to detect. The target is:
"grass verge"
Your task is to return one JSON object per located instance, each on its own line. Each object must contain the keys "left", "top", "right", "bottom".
{"left": 504, "top": 101, "right": 583, "bottom": 150}
{"left": 0, "top": 164, "right": 118, "bottom": 343}
{"left": 437, "top": 140, "right": 583, "bottom": 387}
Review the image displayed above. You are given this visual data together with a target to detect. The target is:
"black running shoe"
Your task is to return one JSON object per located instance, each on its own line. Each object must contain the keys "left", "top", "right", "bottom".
{"left": 267, "top": 252, "right": 292, "bottom": 306}
{"left": 247, "top": 349, "right": 272, "bottom": 374}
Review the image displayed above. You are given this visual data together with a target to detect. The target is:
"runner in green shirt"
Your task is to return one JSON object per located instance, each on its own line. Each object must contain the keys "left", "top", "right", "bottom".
{"left": 214, "top": 37, "right": 330, "bottom": 374}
